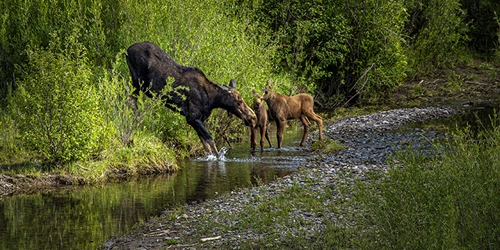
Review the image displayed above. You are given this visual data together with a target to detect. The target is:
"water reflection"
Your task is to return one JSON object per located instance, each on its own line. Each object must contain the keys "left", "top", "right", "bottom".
{"left": 408, "top": 104, "right": 499, "bottom": 134}
{"left": 0, "top": 125, "right": 305, "bottom": 250}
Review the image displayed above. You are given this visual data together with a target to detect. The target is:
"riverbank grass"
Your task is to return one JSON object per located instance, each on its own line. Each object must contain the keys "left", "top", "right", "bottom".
{"left": 357, "top": 120, "right": 500, "bottom": 249}
{"left": 0, "top": 134, "right": 179, "bottom": 185}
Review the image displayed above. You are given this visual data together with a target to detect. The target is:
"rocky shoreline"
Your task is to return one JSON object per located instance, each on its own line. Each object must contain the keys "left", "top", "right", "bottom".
{"left": 107, "top": 106, "right": 461, "bottom": 249}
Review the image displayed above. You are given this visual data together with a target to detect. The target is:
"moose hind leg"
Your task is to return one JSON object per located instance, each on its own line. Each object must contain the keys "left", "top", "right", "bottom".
{"left": 310, "top": 113, "right": 323, "bottom": 140}
{"left": 276, "top": 120, "right": 286, "bottom": 148}
{"left": 264, "top": 123, "right": 272, "bottom": 148}
{"left": 299, "top": 116, "right": 310, "bottom": 146}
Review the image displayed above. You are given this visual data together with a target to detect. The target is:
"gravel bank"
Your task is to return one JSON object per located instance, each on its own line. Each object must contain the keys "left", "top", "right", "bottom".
{"left": 107, "top": 106, "right": 460, "bottom": 249}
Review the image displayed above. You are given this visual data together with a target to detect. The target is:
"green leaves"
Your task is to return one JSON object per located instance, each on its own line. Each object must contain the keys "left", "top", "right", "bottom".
{"left": 405, "top": 0, "right": 469, "bottom": 75}
{"left": 11, "top": 37, "right": 107, "bottom": 164}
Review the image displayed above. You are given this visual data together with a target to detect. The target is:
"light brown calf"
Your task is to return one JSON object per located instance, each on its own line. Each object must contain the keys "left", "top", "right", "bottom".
{"left": 262, "top": 84, "right": 322, "bottom": 148}
{"left": 250, "top": 89, "right": 273, "bottom": 151}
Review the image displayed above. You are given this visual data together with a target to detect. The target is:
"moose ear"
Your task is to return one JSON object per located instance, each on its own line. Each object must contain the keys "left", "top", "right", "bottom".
{"left": 229, "top": 79, "right": 236, "bottom": 88}
{"left": 252, "top": 88, "right": 259, "bottom": 97}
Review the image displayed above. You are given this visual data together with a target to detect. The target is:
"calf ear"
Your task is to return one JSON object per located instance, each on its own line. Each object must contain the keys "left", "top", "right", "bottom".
{"left": 229, "top": 79, "right": 236, "bottom": 88}
{"left": 252, "top": 88, "right": 260, "bottom": 98}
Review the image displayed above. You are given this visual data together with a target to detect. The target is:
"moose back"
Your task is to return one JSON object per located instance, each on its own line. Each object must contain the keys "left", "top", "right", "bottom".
{"left": 126, "top": 42, "right": 257, "bottom": 157}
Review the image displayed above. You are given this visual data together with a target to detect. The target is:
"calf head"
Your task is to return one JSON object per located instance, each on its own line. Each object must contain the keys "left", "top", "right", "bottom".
{"left": 262, "top": 83, "right": 277, "bottom": 102}
{"left": 222, "top": 80, "right": 257, "bottom": 128}
{"left": 251, "top": 88, "right": 265, "bottom": 111}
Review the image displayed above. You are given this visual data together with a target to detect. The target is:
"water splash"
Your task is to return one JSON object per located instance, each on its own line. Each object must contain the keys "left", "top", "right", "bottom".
{"left": 218, "top": 147, "right": 228, "bottom": 161}
{"left": 196, "top": 147, "right": 228, "bottom": 161}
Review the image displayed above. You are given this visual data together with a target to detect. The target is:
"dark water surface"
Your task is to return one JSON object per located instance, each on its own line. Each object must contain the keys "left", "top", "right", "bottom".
{"left": 0, "top": 126, "right": 308, "bottom": 250}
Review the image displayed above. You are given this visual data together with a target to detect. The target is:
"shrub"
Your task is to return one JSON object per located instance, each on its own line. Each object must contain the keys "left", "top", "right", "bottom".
{"left": 405, "top": 0, "right": 469, "bottom": 75}
{"left": 10, "top": 32, "right": 110, "bottom": 164}
{"left": 241, "top": 0, "right": 408, "bottom": 105}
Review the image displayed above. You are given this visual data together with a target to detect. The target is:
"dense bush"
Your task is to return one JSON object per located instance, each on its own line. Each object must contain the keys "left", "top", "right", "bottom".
{"left": 234, "top": 0, "right": 487, "bottom": 104}
{"left": 9, "top": 32, "right": 112, "bottom": 164}
{"left": 404, "top": 0, "right": 469, "bottom": 75}
{"left": 239, "top": 0, "right": 409, "bottom": 105}
{"left": 460, "top": 0, "right": 500, "bottom": 58}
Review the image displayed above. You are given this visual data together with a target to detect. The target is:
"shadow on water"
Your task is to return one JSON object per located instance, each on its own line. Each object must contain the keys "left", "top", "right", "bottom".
{"left": 0, "top": 124, "right": 308, "bottom": 250}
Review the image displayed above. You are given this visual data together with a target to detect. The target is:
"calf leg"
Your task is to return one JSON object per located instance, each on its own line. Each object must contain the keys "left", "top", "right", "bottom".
{"left": 251, "top": 127, "right": 258, "bottom": 152}
{"left": 299, "top": 115, "right": 311, "bottom": 146}
{"left": 259, "top": 126, "right": 267, "bottom": 150}
{"left": 276, "top": 120, "right": 286, "bottom": 148}
{"left": 305, "top": 111, "right": 323, "bottom": 140}
{"left": 264, "top": 123, "right": 272, "bottom": 148}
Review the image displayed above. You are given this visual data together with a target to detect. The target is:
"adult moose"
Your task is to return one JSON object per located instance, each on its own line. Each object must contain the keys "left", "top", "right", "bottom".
{"left": 126, "top": 41, "right": 257, "bottom": 157}
{"left": 250, "top": 88, "right": 272, "bottom": 152}
{"left": 261, "top": 82, "right": 323, "bottom": 148}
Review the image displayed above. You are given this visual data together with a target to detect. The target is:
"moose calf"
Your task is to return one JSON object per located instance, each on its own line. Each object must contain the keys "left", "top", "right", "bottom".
{"left": 262, "top": 84, "right": 323, "bottom": 148}
{"left": 250, "top": 88, "right": 273, "bottom": 151}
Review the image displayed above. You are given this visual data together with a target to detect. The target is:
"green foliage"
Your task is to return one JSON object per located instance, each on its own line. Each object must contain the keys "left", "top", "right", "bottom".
{"left": 405, "top": 0, "right": 469, "bottom": 75}
{"left": 0, "top": 113, "right": 29, "bottom": 165}
{"left": 242, "top": 0, "right": 408, "bottom": 105}
{"left": 341, "top": 0, "right": 408, "bottom": 103}
{"left": 9, "top": 32, "right": 111, "bottom": 164}
{"left": 0, "top": 0, "right": 117, "bottom": 101}
{"left": 357, "top": 119, "right": 500, "bottom": 249}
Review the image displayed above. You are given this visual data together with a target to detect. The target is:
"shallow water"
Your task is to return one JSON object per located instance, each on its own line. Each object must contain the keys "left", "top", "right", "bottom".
{"left": 0, "top": 125, "right": 308, "bottom": 250}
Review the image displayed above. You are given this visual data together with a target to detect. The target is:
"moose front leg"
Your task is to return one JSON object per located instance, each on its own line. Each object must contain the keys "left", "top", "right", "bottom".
{"left": 188, "top": 118, "right": 219, "bottom": 158}
{"left": 251, "top": 127, "right": 258, "bottom": 152}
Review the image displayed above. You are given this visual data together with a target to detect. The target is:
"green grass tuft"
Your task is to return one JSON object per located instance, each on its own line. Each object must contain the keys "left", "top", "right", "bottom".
{"left": 311, "top": 138, "right": 346, "bottom": 153}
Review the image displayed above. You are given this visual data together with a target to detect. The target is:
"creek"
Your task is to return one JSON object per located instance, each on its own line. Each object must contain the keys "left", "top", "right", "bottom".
{"left": 0, "top": 126, "right": 308, "bottom": 250}
{"left": 0, "top": 104, "right": 497, "bottom": 250}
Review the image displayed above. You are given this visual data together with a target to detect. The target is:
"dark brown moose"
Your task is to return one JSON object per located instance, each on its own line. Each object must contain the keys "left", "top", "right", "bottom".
{"left": 126, "top": 41, "right": 257, "bottom": 157}
{"left": 262, "top": 83, "right": 323, "bottom": 148}
{"left": 250, "top": 88, "right": 273, "bottom": 151}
